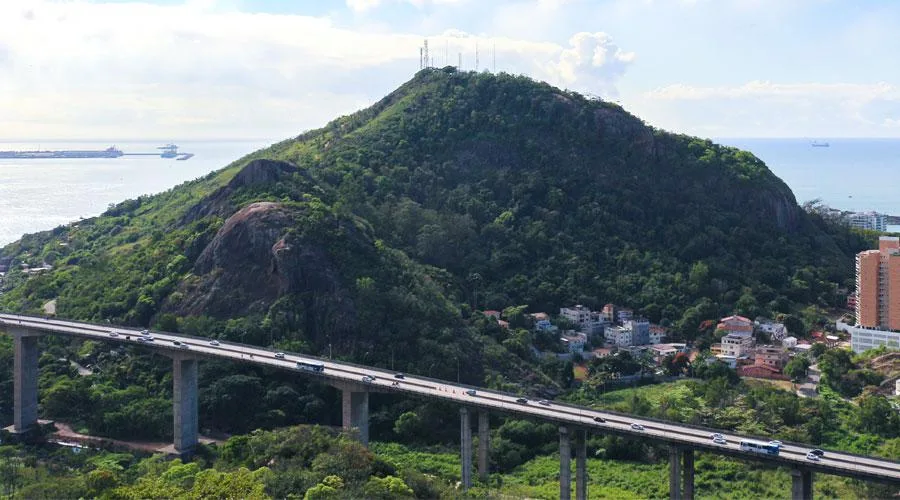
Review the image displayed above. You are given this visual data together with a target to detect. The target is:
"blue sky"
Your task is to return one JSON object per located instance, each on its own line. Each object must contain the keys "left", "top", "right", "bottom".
{"left": 2, "top": 0, "right": 899, "bottom": 140}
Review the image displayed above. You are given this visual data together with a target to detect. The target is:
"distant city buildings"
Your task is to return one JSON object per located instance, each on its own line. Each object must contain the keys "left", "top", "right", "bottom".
{"left": 852, "top": 236, "right": 900, "bottom": 352}
{"left": 846, "top": 211, "right": 887, "bottom": 232}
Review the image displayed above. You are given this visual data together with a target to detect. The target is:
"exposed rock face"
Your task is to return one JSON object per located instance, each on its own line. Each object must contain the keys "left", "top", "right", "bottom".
{"left": 171, "top": 202, "right": 356, "bottom": 335}
{"left": 182, "top": 159, "right": 300, "bottom": 224}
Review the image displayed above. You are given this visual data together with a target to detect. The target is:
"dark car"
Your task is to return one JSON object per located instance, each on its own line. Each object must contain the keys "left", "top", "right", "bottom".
{"left": 394, "top": 373, "right": 405, "bottom": 379}
{"left": 516, "top": 398, "right": 529, "bottom": 404}
{"left": 809, "top": 449, "right": 825, "bottom": 456}
{"left": 593, "top": 416, "right": 606, "bottom": 423}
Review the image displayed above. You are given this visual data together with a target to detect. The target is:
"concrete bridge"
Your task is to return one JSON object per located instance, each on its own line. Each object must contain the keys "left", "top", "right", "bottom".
{"left": 2, "top": 313, "right": 899, "bottom": 500}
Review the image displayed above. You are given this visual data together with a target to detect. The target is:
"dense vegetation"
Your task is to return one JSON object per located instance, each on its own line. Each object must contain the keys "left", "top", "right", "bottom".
{"left": 0, "top": 69, "right": 891, "bottom": 497}
{"left": 1, "top": 68, "right": 868, "bottom": 353}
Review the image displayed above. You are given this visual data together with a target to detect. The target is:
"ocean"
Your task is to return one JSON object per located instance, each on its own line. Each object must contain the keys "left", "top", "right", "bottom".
{"left": 0, "top": 140, "right": 271, "bottom": 247}
{"left": 0, "top": 138, "right": 898, "bottom": 247}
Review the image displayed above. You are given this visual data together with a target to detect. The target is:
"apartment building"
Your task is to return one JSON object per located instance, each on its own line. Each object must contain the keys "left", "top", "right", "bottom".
{"left": 852, "top": 236, "right": 900, "bottom": 352}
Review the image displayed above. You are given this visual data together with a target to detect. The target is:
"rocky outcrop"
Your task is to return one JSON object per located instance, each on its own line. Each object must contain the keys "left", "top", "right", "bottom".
{"left": 181, "top": 159, "right": 301, "bottom": 224}
{"left": 170, "top": 202, "right": 356, "bottom": 335}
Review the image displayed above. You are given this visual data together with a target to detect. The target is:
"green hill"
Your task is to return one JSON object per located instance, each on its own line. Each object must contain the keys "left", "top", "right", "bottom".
{"left": 1, "top": 68, "right": 867, "bottom": 373}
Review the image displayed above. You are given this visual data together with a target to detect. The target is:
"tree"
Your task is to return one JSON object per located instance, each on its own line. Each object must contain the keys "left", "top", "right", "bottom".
{"left": 393, "top": 411, "right": 424, "bottom": 441}
{"left": 856, "top": 393, "right": 900, "bottom": 438}
{"left": 810, "top": 342, "right": 827, "bottom": 358}
{"left": 363, "top": 476, "right": 414, "bottom": 499}
{"left": 784, "top": 356, "right": 811, "bottom": 381}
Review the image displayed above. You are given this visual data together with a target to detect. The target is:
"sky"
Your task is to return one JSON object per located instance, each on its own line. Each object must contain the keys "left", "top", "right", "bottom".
{"left": 1, "top": 0, "right": 899, "bottom": 141}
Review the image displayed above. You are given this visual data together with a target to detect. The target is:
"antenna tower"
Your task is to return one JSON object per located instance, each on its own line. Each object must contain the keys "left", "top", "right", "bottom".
{"left": 458, "top": 52, "right": 462, "bottom": 69}
{"left": 424, "top": 39, "right": 430, "bottom": 69}
{"left": 419, "top": 47, "right": 424, "bottom": 70}
{"left": 475, "top": 41, "right": 479, "bottom": 71}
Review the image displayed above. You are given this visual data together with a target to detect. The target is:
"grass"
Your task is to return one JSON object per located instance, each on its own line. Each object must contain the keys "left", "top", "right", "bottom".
{"left": 371, "top": 441, "right": 877, "bottom": 499}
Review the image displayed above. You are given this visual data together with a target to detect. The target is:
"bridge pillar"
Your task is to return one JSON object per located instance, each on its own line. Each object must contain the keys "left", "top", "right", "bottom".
{"left": 477, "top": 411, "right": 490, "bottom": 482}
{"left": 669, "top": 445, "right": 682, "bottom": 500}
{"left": 460, "top": 407, "right": 473, "bottom": 490}
{"left": 342, "top": 389, "right": 369, "bottom": 446}
{"left": 559, "top": 426, "right": 572, "bottom": 500}
{"left": 10, "top": 329, "right": 42, "bottom": 434}
{"left": 575, "top": 428, "right": 588, "bottom": 500}
{"left": 682, "top": 448, "right": 694, "bottom": 500}
{"left": 791, "top": 469, "right": 813, "bottom": 500}
{"left": 172, "top": 354, "right": 199, "bottom": 456}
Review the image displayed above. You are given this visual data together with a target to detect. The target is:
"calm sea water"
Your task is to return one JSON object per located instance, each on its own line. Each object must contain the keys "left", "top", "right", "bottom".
{"left": 718, "top": 138, "right": 900, "bottom": 215}
{"left": 0, "top": 140, "right": 271, "bottom": 247}
{"left": 1, "top": 138, "right": 898, "bottom": 247}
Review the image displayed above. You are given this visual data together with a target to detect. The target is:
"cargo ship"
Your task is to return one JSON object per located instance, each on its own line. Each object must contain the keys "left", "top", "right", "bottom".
{"left": 0, "top": 144, "right": 193, "bottom": 160}
{"left": 0, "top": 146, "right": 124, "bottom": 159}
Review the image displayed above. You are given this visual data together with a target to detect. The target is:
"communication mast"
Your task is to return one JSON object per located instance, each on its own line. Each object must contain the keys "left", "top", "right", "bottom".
{"left": 475, "top": 41, "right": 479, "bottom": 71}
{"left": 424, "top": 39, "right": 430, "bottom": 69}
{"left": 493, "top": 42, "right": 496, "bottom": 72}
{"left": 458, "top": 52, "right": 462, "bottom": 70}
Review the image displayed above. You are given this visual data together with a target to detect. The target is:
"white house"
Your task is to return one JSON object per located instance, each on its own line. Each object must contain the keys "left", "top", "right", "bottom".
{"left": 560, "top": 332, "right": 587, "bottom": 353}
{"left": 781, "top": 336, "right": 798, "bottom": 348}
{"left": 757, "top": 320, "right": 787, "bottom": 340}
{"left": 721, "top": 333, "right": 754, "bottom": 358}
{"left": 605, "top": 326, "right": 633, "bottom": 347}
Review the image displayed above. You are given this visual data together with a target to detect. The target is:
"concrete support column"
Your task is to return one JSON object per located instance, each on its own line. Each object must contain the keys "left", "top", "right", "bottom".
{"left": 575, "top": 428, "right": 588, "bottom": 500}
{"left": 791, "top": 469, "right": 813, "bottom": 500}
{"left": 669, "top": 445, "right": 682, "bottom": 500}
{"left": 682, "top": 448, "right": 694, "bottom": 500}
{"left": 342, "top": 389, "right": 370, "bottom": 446}
{"left": 460, "top": 407, "right": 473, "bottom": 490}
{"left": 477, "top": 411, "right": 490, "bottom": 482}
{"left": 12, "top": 332, "right": 40, "bottom": 433}
{"left": 172, "top": 355, "right": 199, "bottom": 455}
{"left": 559, "top": 426, "right": 572, "bottom": 500}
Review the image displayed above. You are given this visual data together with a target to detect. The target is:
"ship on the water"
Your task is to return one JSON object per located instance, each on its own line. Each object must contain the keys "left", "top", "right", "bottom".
{"left": 0, "top": 146, "right": 124, "bottom": 159}
{"left": 0, "top": 144, "right": 193, "bottom": 160}
{"left": 811, "top": 140, "right": 830, "bottom": 147}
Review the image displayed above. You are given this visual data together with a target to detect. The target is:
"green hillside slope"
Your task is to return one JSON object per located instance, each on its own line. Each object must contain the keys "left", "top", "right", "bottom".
{"left": 1, "top": 68, "right": 867, "bottom": 371}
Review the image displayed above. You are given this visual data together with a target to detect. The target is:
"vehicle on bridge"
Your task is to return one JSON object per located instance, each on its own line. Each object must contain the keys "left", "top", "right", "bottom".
{"left": 296, "top": 361, "right": 325, "bottom": 373}
{"left": 740, "top": 439, "right": 780, "bottom": 455}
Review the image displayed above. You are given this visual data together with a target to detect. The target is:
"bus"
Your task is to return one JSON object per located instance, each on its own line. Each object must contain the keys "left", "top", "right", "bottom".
{"left": 296, "top": 361, "right": 325, "bottom": 373}
{"left": 740, "top": 439, "right": 780, "bottom": 456}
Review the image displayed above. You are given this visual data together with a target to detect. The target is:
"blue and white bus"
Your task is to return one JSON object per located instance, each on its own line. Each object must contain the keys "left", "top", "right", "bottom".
{"left": 296, "top": 361, "right": 325, "bottom": 373}
{"left": 740, "top": 439, "right": 780, "bottom": 456}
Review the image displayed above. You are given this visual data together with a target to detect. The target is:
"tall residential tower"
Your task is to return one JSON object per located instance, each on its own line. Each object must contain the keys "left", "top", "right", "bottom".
{"left": 852, "top": 236, "right": 900, "bottom": 352}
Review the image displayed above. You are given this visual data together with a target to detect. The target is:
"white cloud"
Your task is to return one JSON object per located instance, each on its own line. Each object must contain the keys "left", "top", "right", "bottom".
{"left": 646, "top": 81, "right": 899, "bottom": 100}
{"left": 630, "top": 80, "right": 900, "bottom": 137}
{"left": 346, "top": 0, "right": 468, "bottom": 13}
{"left": 543, "top": 32, "right": 635, "bottom": 97}
{"left": 0, "top": 1, "right": 635, "bottom": 140}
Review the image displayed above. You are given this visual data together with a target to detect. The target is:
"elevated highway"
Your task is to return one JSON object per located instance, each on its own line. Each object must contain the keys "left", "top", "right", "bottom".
{"left": 2, "top": 313, "right": 898, "bottom": 499}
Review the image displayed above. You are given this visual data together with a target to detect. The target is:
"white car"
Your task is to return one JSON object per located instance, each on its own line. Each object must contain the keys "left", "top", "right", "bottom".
{"left": 713, "top": 437, "right": 727, "bottom": 445}
{"left": 805, "top": 452, "right": 820, "bottom": 461}
{"left": 538, "top": 400, "right": 551, "bottom": 406}
{"left": 768, "top": 440, "right": 783, "bottom": 447}
{"left": 140, "top": 329, "right": 150, "bottom": 336}
{"left": 108, "top": 331, "right": 119, "bottom": 337}
{"left": 209, "top": 340, "right": 220, "bottom": 346}
{"left": 630, "top": 423, "right": 645, "bottom": 431}
{"left": 362, "top": 375, "right": 375, "bottom": 383}
{"left": 274, "top": 352, "right": 286, "bottom": 359}
{"left": 710, "top": 433, "right": 724, "bottom": 440}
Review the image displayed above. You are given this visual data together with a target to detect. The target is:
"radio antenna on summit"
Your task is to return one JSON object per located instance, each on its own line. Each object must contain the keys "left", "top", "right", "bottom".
{"left": 423, "top": 39, "right": 430, "bottom": 69}
{"left": 475, "top": 41, "right": 479, "bottom": 71}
